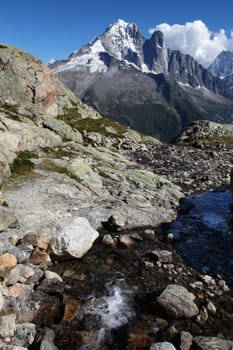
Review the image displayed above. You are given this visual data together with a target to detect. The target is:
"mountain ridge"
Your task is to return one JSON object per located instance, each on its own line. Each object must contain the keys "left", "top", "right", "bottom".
{"left": 50, "top": 19, "right": 231, "bottom": 94}
{"left": 49, "top": 19, "right": 233, "bottom": 141}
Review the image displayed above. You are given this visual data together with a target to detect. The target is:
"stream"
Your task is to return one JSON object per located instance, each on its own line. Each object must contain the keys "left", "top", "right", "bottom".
{"left": 167, "top": 189, "right": 233, "bottom": 285}
{"left": 32, "top": 189, "right": 233, "bottom": 349}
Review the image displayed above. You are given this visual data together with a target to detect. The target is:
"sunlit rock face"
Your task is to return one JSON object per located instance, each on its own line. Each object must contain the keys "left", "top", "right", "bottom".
{"left": 0, "top": 43, "right": 78, "bottom": 116}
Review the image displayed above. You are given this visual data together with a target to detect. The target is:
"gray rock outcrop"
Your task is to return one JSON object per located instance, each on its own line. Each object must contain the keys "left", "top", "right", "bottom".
{"left": 177, "top": 120, "right": 233, "bottom": 147}
{"left": 156, "top": 284, "right": 199, "bottom": 319}
{"left": 194, "top": 336, "right": 233, "bottom": 350}
{"left": 0, "top": 44, "right": 78, "bottom": 116}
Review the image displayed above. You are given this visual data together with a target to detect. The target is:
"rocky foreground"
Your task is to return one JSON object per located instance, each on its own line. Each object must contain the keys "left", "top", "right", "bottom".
{"left": 0, "top": 107, "right": 233, "bottom": 349}
{"left": 1, "top": 44, "right": 233, "bottom": 349}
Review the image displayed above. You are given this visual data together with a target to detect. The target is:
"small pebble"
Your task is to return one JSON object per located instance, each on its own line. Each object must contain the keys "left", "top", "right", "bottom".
{"left": 166, "top": 233, "right": 174, "bottom": 243}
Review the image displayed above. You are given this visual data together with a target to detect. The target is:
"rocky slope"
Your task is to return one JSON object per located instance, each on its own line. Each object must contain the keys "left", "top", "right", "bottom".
{"left": 0, "top": 43, "right": 81, "bottom": 116}
{"left": 0, "top": 43, "right": 233, "bottom": 349}
{"left": 0, "top": 110, "right": 233, "bottom": 349}
{"left": 49, "top": 20, "right": 233, "bottom": 141}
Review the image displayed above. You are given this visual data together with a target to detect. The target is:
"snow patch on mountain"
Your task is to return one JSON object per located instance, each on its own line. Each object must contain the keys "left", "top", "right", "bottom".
{"left": 49, "top": 58, "right": 56, "bottom": 64}
{"left": 53, "top": 38, "right": 108, "bottom": 74}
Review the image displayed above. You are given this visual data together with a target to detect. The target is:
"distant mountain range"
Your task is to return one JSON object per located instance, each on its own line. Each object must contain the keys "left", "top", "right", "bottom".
{"left": 49, "top": 19, "right": 233, "bottom": 141}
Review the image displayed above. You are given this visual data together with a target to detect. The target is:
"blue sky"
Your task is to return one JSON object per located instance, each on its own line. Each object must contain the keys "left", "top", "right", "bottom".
{"left": 0, "top": 0, "right": 232, "bottom": 63}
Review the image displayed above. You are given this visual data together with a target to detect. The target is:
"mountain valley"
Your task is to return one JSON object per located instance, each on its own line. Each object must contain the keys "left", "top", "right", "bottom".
{"left": 0, "top": 33, "right": 233, "bottom": 349}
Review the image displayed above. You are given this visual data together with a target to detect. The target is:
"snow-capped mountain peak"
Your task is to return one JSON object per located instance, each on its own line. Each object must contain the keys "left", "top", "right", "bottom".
{"left": 52, "top": 19, "right": 228, "bottom": 85}
{"left": 107, "top": 18, "right": 129, "bottom": 30}
{"left": 49, "top": 19, "right": 233, "bottom": 142}
{"left": 52, "top": 19, "right": 146, "bottom": 75}
{"left": 100, "top": 19, "right": 144, "bottom": 61}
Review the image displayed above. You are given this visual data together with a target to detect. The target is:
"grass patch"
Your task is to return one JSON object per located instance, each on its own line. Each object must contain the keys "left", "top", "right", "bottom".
{"left": 10, "top": 151, "right": 37, "bottom": 176}
{"left": 58, "top": 103, "right": 128, "bottom": 136}
{"left": 58, "top": 108, "right": 82, "bottom": 125}
{"left": 0, "top": 102, "right": 21, "bottom": 121}
{"left": 59, "top": 113, "right": 127, "bottom": 137}
{"left": 78, "top": 117, "right": 127, "bottom": 136}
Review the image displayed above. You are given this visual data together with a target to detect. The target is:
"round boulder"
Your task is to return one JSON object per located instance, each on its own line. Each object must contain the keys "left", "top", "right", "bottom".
{"left": 50, "top": 217, "right": 99, "bottom": 258}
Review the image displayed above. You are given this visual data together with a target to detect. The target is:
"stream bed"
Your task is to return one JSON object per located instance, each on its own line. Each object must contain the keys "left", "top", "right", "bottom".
{"left": 167, "top": 189, "right": 233, "bottom": 285}
{"left": 30, "top": 189, "right": 233, "bottom": 349}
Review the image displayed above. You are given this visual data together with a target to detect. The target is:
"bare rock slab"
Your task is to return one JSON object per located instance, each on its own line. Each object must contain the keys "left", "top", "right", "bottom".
{"left": 0, "top": 206, "right": 17, "bottom": 231}
{"left": 149, "top": 250, "right": 173, "bottom": 263}
{"left": 194, "top": 336, "right": 233, "bottom": 350}
{"left": 157, "top": 284, "right": 199, "bottom": 319}
{"left": 50, "top": 217, "right": 99, "bottom": 258}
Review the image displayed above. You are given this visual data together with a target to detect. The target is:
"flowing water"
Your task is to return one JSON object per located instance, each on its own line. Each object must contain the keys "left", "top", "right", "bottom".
{"left": 40, "top": 189, "right": 233, "bottom": 349}
{"left": 167, "top": 189, "right": 233, "bottom": 285}
{"left": 79, "top": 189, "right": 233, "bottom": 349}
{"left": 78, "top": 279, "right": 135, "bottom": 349}
{"left": 86, "top": 280, "right": 135, "bottom": 329}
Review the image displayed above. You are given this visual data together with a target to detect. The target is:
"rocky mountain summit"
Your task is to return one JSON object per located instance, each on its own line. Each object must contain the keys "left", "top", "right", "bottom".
{"left": 49, "top": 20, "right": 233, "bottom": 141}
{"left": 0, "top": 43, "right": 233, "bottom": 349}
{"left": 209, "top": 50, "right": 233, "bottom": 90}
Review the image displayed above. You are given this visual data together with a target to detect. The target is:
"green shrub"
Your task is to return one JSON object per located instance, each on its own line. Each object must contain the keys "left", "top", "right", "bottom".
{"left": 10, "top": 151, "right": 37, "bottom": 176}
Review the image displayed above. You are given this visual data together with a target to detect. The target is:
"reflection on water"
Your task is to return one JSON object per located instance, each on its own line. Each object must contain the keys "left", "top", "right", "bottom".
{"left": 202, "top": 212, "right": 227, "bottom": 230}
{"left": 168, "top": 190, "right": 233, "bottom": 285}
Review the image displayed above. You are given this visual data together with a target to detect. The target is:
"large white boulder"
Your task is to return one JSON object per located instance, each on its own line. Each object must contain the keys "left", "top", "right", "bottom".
{"left": 50, "top": 217, "right": 99, "bottom": 258}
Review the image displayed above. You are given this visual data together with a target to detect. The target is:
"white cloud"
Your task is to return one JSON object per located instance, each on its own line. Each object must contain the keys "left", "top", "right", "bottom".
{"left": 149, "top": 20, "right": 233, "bottom": 68}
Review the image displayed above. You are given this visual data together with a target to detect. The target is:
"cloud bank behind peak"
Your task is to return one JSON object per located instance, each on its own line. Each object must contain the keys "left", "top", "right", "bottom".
{"left": 149, "top": 20, "right": 233, "bottom": 68}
